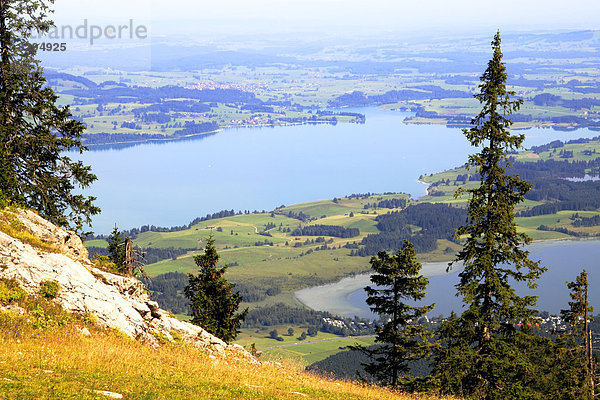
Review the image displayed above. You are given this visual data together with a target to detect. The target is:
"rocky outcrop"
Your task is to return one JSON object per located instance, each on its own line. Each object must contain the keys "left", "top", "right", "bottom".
{"left": 9, "top": 209, "right": 90, "bottom": 264}
{"left": 0, "top": 208, "right": 254, "bottom": 361}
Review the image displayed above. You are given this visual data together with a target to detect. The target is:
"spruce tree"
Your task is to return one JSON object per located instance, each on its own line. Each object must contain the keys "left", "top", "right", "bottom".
{"left": 351, "top": 240, "right": 434, "bottom": 390}
{"left": 0, "top": 0, "right": 98, "bottom": 232}
{"left": 434, "top": 32, "right": 546, "bottom": 399}
{"left": 184, "top": 235, "right": 247, "bottom": 343}
{"left": 560, "top": 270, "right": 595, "bottom": 399}
{"left": 106, "top": 225, "right": 126, "bottom": 269}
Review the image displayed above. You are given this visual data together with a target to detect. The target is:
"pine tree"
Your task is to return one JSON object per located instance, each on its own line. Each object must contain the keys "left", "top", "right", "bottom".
{"left": 184, "top": 235, "right": 247, "bottom": 343}
{"left": 107, "top": 225, "right": 126, "bottom": 269}
{"left": 351, "top": 240, "right": 434, "bottom": 390}
{"left": 559, "top": 270, "right": 595, "bottom": 399}
{"left": 0, "top": 0, "right": 98, "bottom": 232}
{"left": 434, "top": 32, "right": 546, "bottom": 399}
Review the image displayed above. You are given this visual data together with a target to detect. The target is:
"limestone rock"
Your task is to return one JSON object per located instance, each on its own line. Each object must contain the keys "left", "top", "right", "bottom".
{"left": 10, "top": 209, "right": 89, "bottom": 264}
{"left": 0, "top": 208, "right": 254, "bottom": 361}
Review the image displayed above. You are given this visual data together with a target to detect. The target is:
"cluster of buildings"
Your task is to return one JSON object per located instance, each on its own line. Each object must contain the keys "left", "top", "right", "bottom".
{"left": 186, "top": 81, "right": 265, "bottom": 92}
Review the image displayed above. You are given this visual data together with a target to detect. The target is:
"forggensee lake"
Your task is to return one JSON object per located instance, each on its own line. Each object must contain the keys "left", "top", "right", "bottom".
{"left": 78, "top": 107, "right": 600, "bottom": 234}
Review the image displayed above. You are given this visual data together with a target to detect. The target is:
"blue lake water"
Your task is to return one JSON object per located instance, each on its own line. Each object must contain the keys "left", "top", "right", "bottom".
{"left": 296, "top": 239, "right": 600, "bottom": 318}
{"left": 78, "top": 108, "right": 600, "bottom": 234}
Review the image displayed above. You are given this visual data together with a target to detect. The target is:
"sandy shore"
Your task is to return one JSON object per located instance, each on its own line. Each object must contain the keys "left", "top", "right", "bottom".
{"left": 294, "top": 260, "right": 460, "bottom": 316}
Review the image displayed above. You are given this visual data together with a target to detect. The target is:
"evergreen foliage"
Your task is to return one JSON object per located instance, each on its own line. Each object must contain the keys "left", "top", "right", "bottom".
{"left": 140, "top": 272, "right": 190, "bottom": 315}
{"left": 291, "top": 224, "right": 359, "bottom": 238}
{"left": 357, "top": 203, "right": 466, "bottom": 256}
{"left": 351, "top": 240, "right": 434, "bottom": 390}
{"left": 433, "top": 32, "right": 547, "bottom": 399}
{"left": 0, "top": 0, "right": 98, "bottom": 232}
{"left": 106, "top": 226, "right": 125, "bottom": 269}
{"left": 559, "top": 270, "right": 596, "bottom": 399}
{"left": 184, "top": 235, "right": 247, "bottom": 343}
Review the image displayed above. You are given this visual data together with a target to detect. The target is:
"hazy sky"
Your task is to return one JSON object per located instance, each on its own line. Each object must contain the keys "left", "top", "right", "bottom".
{"left": 53, "top": 0, "right": 600, "bottom": 38}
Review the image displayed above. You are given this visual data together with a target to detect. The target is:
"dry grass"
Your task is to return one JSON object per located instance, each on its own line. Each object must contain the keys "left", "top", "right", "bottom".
{"left": 0, "top": 296, "right": 456, "bottom": 400}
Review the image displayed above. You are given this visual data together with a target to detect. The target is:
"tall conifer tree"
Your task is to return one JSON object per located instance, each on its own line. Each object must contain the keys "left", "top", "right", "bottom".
{"left": 0, "top": 0, "right": 98, "bottom": 231}
{"left": 434, "top": 32, "right": 546, "bottom": 399}
{"left": 184, "top": 235, "right": 247, "bottom": 343}
{"left": 107, "top": 225, "right": 126, "bottom": 269}
{"left": 560, "top": 270, "right": 595, "bottom": 399}
{"left": 352, "top": 240, "right": 434, "bottom": 390}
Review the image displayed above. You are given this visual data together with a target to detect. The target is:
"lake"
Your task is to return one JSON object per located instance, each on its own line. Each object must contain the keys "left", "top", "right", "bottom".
{"left": 77, "top": 108, "right": 600, "bottom": 234}
{"left": 295, "top": 239, "right": 600, "bottom": 318}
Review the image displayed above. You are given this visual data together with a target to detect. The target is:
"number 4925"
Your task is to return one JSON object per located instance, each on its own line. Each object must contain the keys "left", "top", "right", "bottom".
{"left": 35, "top": 43, "right": 67, "bottom": 51}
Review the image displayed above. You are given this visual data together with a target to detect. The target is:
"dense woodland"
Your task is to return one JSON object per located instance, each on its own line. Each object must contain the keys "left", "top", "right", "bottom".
{"left": 355, "top": 203, "right": 466, "bottom": 256}
{"left": 68, "top": 85, "right": 261, "bottom": 106}
{"left": 291, "top": 224, "right": 359, "bottom": 238}
{"left": 518, "top": 179, "right": 600, "bottom": 217}
{"left": 140, "top": 272, "right": 190, "bottom": 315}
{"left": 328, "top": 86, "right": 472, "bottom": 107}
{"left": 308, "top": 346, "right": 432, "bottom": 381}
{"left": 87, "top": 246, "right": 193, "bottom": 265}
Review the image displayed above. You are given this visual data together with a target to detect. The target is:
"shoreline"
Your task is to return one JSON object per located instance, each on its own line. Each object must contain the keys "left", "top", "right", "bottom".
{"left": 401, "top": 115, "right": 587, "bottom": 131}
{"left": 416, "top": 179, "right": 430, "bottom": 198}
{"left": 85, "top": 118, "right": 363, "bottom": 148}
{"left": 294, "top": 237, "right": 600, "bottom": 317}
{"left": 85, "top": 129, "right": 222, "bottom": 147}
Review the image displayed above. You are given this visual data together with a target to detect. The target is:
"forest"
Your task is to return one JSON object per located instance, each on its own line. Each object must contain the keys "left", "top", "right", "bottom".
{"left": 518, "top": 179, "right": 600, "bottom": 217}
{"left": 291, "top": 225, "right": 360, "bottom": 238}
{"left": 328, "top": 86, "right": 472, "bottom": 108}
{"left": 68, "top": 85, "right": 261, "bottom": 105}
{"left": 355, "top": 203, "right": 466, "bottom": 256}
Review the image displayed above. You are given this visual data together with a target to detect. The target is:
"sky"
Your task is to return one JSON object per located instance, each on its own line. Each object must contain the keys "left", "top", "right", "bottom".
{"left": 52, "top": 0, "right": 600, "bottom": 39}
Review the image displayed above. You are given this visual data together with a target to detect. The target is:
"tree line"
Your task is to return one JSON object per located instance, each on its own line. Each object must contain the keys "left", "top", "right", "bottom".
{"left": 131, "top": 100, "right": 212, "bottom": 116}
{"left": 88, "top": 246, "right": 192, "bottom": 265}
{"left": 291, "top": 224, "right": 360, "bottom": 238}
{"left": 65, "top": 85, "right": 261, "bottom": 106}
{"left": 518, "top": 179, "right": 600, "bottom": 217}
{"left": 328, "top": 85, "right": 471, "bottom": 108}
{"left": 355, "top": 203, "right": 466, "bottom": 256}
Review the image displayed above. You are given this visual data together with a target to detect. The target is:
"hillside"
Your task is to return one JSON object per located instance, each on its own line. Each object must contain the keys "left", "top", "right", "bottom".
{"left": 0, "top": 206, "right": 455, "bottom": 399}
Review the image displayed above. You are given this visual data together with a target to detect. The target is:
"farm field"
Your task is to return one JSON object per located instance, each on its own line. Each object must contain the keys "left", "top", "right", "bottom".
{"left": 235, "top": 327, "right": 376, "bottom": 365}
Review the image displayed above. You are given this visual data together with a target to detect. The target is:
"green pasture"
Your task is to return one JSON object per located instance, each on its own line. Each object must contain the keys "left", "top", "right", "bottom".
{"left": 132, "top": 213, "right": 300, "bottom": 250}
{"left": 236, "top": 327, "right": 376, "bottom": 365}
{"left": 263, "top": 336, "right": 376, "bottom": 365}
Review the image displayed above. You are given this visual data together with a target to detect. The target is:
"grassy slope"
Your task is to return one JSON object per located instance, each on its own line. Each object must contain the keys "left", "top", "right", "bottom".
{"left": 0, "top": 298, "right": 453, "bottom": 400}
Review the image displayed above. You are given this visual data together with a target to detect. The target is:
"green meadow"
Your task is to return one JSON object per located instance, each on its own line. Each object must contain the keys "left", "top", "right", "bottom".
{"left": 235, "top": 326, "right": 376, "bottom": 365}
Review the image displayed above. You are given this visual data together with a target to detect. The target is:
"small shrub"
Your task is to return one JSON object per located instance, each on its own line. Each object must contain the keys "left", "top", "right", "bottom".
{"left": 111, "top": 327, "right": 130, "bottom": 340}
{"left": 169, "top": 330, "right": 182, "bottom": 342}
{"left": 39, "top": 280, "right": 60, "bottom": 299}
{"left": 92, "top": 254, "right": 119, "bottom": 274}
{"left": 152, "top": 330, "right": 171, "bottom": 344}
{"left": 248, "top": 343, "right": 260, "bottom": 358}
{"left": 83, "top": 311, "right": 98, "bottom": 325}
{"left": 32, "top": 305, "right": 53, "bottom": 329}
{"left": 0, "top": 279, "right": 26, "bottom": 304}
